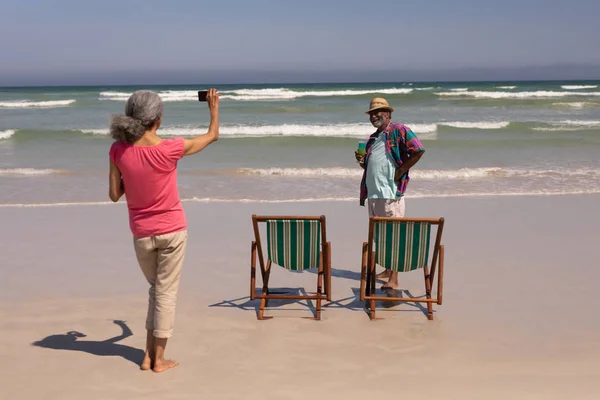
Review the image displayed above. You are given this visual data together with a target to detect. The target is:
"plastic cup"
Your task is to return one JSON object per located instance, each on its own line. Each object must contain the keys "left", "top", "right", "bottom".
{"left": 356, "top": 140, "right": 367, "bottom": 156}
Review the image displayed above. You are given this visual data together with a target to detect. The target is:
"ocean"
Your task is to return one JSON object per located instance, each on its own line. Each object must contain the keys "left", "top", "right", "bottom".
{"left": 1, "top": 80, "right": 599, "bottom": 206}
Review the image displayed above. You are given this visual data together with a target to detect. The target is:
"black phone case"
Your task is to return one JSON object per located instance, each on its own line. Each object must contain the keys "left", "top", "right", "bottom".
{"left": 197, "top": 91, "right": 208, "bottom": 101}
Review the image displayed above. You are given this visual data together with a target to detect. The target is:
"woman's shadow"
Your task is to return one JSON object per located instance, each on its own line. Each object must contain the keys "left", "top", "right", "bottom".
{"left": 32, "top": 320, "right": 144, "bottom": 366}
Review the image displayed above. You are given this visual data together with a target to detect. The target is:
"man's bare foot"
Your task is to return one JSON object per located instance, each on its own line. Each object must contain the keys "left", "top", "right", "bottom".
{"left": 381, "top": 272, "right": 399, "bottom": 290}
{"left": 381, "top": 283, "right": 399, "bottom": 290}
{"left": 376, "top": 270, "right": 391, "bottom": 281}
{"left": 140, "top": 352, "right": 153, "bottom": 371}
{"left": 153, "top": 359, "right": 178, "bottom": 373}
{"left": 381, "top": 279, "right": 399, "bottom": 290}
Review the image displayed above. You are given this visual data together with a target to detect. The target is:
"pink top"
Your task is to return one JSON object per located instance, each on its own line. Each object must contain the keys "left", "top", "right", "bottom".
{"left": 109, "top": 137, "right": 187, "bottom": 238}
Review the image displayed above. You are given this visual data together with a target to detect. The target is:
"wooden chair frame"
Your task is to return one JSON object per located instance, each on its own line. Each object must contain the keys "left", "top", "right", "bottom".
{"left": 360, "top": 217, "right": 445, "bottom": 321}
{"left": 250, "top": 215, "right": 332, "bottom": 320}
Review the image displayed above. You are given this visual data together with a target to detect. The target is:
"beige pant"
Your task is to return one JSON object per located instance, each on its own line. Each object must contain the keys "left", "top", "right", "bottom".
{"left": 133, "top": 230, "right": 187, "bottom": 338}
{"left": 367, "top": 197, "right": 406, "bottom": 217}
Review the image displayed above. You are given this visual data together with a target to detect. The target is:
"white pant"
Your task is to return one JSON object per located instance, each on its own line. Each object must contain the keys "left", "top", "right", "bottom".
{"left": 133, "top": 230, "right": 187, "bottom": 338}
{"left": 367, "top": 197, "right": 406, "bottom": 218}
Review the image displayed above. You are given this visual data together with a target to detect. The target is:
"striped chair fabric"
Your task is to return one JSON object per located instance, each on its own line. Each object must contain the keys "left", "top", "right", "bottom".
{"left": 374, "top": 221, "right": 431, "bottom": 272}
{"left": 266, "top": 219, "right": 321, "bottom": 271}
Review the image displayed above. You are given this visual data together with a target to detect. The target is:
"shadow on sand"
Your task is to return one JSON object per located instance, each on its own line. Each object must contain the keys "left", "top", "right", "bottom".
{"left": 209, "top": 287, "right": 318, "bottom": 318}
{"left": 32, "top": 320, "right": 144, "bottom": 366}
{"left": 211, "top": 286, "right": 430, "bottom": 318}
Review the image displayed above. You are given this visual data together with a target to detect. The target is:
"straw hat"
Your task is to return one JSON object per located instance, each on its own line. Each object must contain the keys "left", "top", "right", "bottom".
{"left": 365, "top": 97, "right": 395, "bottom": 114}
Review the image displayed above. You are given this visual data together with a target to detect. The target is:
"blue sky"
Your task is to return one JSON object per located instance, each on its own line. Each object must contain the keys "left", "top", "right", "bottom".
{"left": 0, "top": 0, "right": 599, "bottom": 84}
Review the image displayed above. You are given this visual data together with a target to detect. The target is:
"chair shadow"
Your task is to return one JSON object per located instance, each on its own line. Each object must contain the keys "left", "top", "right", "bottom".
{"left": 324, "top": 287, "right": 430, "bottom": 318}
{"left": 306, "top": 267, "right": 362, "bottom": 282}
{"left": 32, "top": 320, "right": 144, "bottom": 366}
{"left": 209, "top": 287, "right": 317, "bottom": 318}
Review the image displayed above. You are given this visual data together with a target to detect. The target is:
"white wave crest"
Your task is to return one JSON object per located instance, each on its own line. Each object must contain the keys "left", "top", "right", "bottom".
{"left": 77, "top": 129, "right": 109, "bottom": 135}
{"left": 496, "top": 86, "right": 517, "bottom": 89}
{"left": 76, "top": 120, "right": 513, "bottom": 137}
{"left": 561, "top": 85, "right": 598, "bottom": 90}
{"left": 408, "top": 189, "right": 600, "bottom": 199}
{"left": 98, "top": 91, "right": 131, "bottom": 98}
{"left": 0, "top": 129, "right": 16, "bottom": 140}
{"left": 560, "top": 120, "right": 600, "bottom": 126}
{"left": 234, "top": 166, "right": 600, "bottom": 180}
{"left": 238, "top": 167, "right": 504, "bottom": 180}
{"left": 411, "top": 168, "right": 501, "bottom": 180}
{"left": 415, "top": 87, "right": 435, "bottom": 91}
{"left": 440, "top": 121, "right": 510, "bottom": 129}
{"left": 183, "top": 124, "right": 375, "bottom": 137}
{"left": 449, "top": 88, "right": 469, "bottom": 92}
{"left": 77, "top": 124, "right": 374, "bottom": 137}
{"left": 0, "top": 100, "right": 76, "bottom": 108}
{"left": 0, "top": 168, "right": 64, "bottom": 176}
{"left": 239, "top": 168, "right": 362, "bottom": 178}
{"left": 99, "top": 90, "right": 196, "bottom": 102}
{"left": 99, "top": 88, "right": 414, "bottom": 102}
{"left": 408, "top": 124, "right": 437, "bottom": 134}
{"left": 437, "top": 91, "right": 600, "bottom": 99}
{"left": 0, "top": 201, "right": 117, "bottom": 208}
{"left": 188, "top": 189, "right": 600, "bottom": 202}
{"left": 533, "top": 120, "right": 600, "bottom": 131}
{"left": 74, "top": 120, "right": 512, "bottom": 138}
{"left": 2, "top": 188, "right": 598, "bottom": 208}
{"left": 220, "top": 87, "right": 414, "bottom": 101}
{"left": 551, "top": 102, "right": 594, "bottom": 109}
{"left": 74, "top": 123, "right": 438, "bottom": 138}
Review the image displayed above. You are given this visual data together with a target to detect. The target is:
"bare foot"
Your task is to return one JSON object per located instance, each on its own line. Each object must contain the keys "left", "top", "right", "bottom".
{"left": 381, "top": 278, "right": 399, "bottom": 290}
{"left": 376, "top": 270, "right": 391, "bottom": 281}
{"left": 140, "top": 352, "right": 153, "bottom": 371}
{"left": 153, "top": 359, "right": 179, "bottom": 373}
{"left": 381, "top": 271, "right": 399, "bottom": 290}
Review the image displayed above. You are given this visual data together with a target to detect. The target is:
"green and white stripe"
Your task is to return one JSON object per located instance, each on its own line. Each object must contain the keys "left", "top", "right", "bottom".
{"left": 374, "top": 221, "right": 431, "bottom": 272}
{"left": 266, "top": 220, "right": 321, "bottom": 271}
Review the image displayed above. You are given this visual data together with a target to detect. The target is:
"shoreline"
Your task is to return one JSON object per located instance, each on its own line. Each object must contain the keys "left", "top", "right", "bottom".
{"left": 1, "top": 190, "right": 599, "bottom": 208}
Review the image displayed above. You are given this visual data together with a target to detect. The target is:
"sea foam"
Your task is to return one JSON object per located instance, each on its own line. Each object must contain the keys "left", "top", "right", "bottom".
{"left": 436, "top": 91, "right": 600, "bottom": 99}
{"left": 0, "top": 168, "right": 64, "bottom": 176}
{"left": 0, "top": 100, "right": 76, "bottom": 108}
{"left": 74, "top": 123, "right": 439, "bottom": 137}
{"left": 0, "top": 129, "right": 16, "bottom": 140}
{"left": 74, "top": 119, "right": 516, "bottom": 139}
{"left": 99, "top": 88, "right": 415, "bottom": 102}
{"left": 440, "top": 121, "right": 510, "bottom": 129}
{"left": 561, "top": 85, "right": 598, "bottom": 90}
{"left": 235, "top": 166, "right": 600, "bottom": 180}
{"left": 533, "top": 120, "right": 600, "bottom": 131}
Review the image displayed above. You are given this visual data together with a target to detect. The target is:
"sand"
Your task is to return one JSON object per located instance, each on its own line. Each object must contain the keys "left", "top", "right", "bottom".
{"left": 1, "top": 195, "right": 599, "bottom": 399}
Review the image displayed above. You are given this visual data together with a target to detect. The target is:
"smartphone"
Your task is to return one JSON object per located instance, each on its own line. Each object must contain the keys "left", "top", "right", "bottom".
{"left": 197, "top": 90, "right": 208, "bottom": 102}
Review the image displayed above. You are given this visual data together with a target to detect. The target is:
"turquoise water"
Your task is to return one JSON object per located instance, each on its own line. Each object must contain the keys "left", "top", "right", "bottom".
{"left": 1, "top": 80, "right": 599, "bottom": 204}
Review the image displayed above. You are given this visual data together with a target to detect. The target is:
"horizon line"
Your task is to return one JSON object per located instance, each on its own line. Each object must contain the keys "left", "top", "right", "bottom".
{"left": 2, "top": 77, "right": 600, "bottom": 89}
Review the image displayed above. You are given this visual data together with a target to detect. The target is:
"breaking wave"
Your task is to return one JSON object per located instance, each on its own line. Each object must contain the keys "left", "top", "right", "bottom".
{"left": 73, "top": 120, "right": 515, "bottom": 139}
{"left": 561, "top": 85, "right": 598, "bottom": 90}
{"left": 99, "top": 88, "right": 415, "bottom": 102}
{"left": 234, "top": 167, "right": 600, "bottom": 180}
{"left": 533, "top": 120, "right": 600, "bottom": 131}
{"left": 440, "top": 121, "right": 510, "bottom": 129}
{"left": 437, "top": 91, "right": 600, "bottom": 99}
{"left": 0, "top": 100, "right": 76, "bottom": 108}
{"left": 0, "top": 130, "right": 16, "bottom": 140}
{"left": 0, "top": 168, "right": 66, "bottom": 176}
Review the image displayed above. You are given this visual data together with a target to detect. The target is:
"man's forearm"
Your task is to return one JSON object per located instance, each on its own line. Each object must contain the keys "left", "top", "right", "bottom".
{"left": 396, "top": 151, "right": 424, "bottom": 177}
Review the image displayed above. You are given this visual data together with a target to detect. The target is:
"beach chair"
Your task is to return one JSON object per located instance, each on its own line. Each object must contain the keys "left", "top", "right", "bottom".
{"left": 360, "top": 217, "right": 445, "bottom": 321}
{"left": 250, "top": 215, "right": 331, "bottom": 320}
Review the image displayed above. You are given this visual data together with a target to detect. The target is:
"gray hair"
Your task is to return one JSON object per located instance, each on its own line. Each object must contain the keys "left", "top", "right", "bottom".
{"left": 110, "top": 90, "right": 163, "bottom": 144}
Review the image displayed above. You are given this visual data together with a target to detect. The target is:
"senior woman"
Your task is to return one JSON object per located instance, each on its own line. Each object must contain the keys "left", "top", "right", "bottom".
{"left": 108, "top": 88, "right": 219, "bottom": 373}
